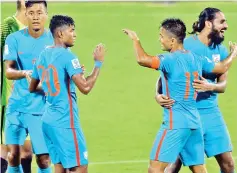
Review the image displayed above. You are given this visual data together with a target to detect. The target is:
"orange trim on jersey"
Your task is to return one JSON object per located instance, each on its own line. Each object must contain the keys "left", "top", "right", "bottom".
{"left": 164, "top": 75, "right": 173, "bottom": 129}
{"left": 193, "top": 72, "right": 199, "bottom": 100}
{"left": 48, "top": 65, "right": 60, "bottom": 96}
{"left": 67, "top": 79, "right": 80, "bottom": 166}
{"left": 155, "top": 129, "right": 167, "bottom": 160}
{"left": 184, "top": 72, "right": 190, "bottom": 99}
{"left": 151, "top": 56, "right": 160, "bottom": 69}
{"left": 38, "top": 65, "right": 48, "bottom": 95}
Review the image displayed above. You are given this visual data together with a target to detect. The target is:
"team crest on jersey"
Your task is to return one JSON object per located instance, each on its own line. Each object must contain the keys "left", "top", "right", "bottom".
{"left": 71, "top": 58, "right": 81, "bottom": 69}
{"left": 212, "top": 54, "right": 220, "bottom": 63}
{"left": 4, "top": 45, "right": 9, "bottom": 55}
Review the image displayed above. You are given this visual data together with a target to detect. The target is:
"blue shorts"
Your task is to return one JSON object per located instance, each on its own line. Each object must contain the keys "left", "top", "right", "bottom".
{"left": 150, "top": 126, "right": 204, "bottom": 166}
{"left": 4, "top": 111, "right": 48, "bottom": 154}
{"left": 199, "top": 108, "right": 232, "bottom": 157}
{"left": 42, "top": 122, "right": 88, "bottom": 169}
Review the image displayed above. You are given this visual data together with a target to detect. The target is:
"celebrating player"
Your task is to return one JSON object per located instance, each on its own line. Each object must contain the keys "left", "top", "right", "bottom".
{"left": 0, "top": 1, "right": 34, "bottom": 173}
{"left": 123, "top": 18, "right": 237, "bottom": 173}
{"left": 156, "top": 8, "right": 235, "bottom": 173}
{"left": 29, "top": 15, "right": 105, "bottom": 173}
{"left": 3, "top": 1, "right": 53, "bottom": 173}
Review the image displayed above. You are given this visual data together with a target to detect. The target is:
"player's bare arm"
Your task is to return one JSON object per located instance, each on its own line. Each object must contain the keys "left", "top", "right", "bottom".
{"left": 5, "top": 60, "right": 32, "bottom": 80}
{"left": 193, "top": 42, "right": 236, "bottom": 92}
{"left": 73, "top": 43, "right": 105, "bottom": 95}
{"left": 156, "top": 77, "right": 162, "bottom": 95}
{"left": 212, "top": 41, "right": 237, "bottom": 74}
{"left": 122, "top": 29, "right": 159, "bottom": 69}
{"left": 192, "top": 73, "right": 227, "bottom": 93}
{"left": 155, "top": 77, "right": 175, "bottom": 108}
{"left": 29, "top": 77, "right": 40, "bottom": 92}
{"left": 28, "top": 76, "right": 43, "bottom": 93}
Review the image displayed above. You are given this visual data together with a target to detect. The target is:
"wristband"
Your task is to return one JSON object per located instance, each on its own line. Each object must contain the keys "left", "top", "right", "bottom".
{"left": 95, "top": 60, "right": 103, "bottom": 68}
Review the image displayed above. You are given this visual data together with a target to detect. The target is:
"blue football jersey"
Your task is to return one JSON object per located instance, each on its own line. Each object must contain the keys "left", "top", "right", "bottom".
{"left": 184, "top": 35, "right": 228, "bottom": 109}
{"left": 32, "top": 47, "right": 83, "bottom": 128}
{"left": 3, "top": 28, "right": 54, "bottom": 114}
{"left": 156, "top": 50, "right": 215, "bottom": 129}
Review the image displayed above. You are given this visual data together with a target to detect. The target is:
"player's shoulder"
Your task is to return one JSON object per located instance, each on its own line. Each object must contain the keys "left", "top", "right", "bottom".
{"left": 44, "top": 29, "right": 54, "bottom": 40}
{"left": 3, "top": 16, "right": 16, "bottom": 26}
{"left": 6, "top": 28, "right": 26, "bottom": 39}
{"left": 184, "top": 34, "right": 197, "bottom": 44}
{"left": 216, "top": 44, "right": 228, "bottom": 53}
{"left": 158, "top": 52, "right": 171, "bottom": 59}
{"left": 63, "top": 48, "right": 77, "bottom": 58}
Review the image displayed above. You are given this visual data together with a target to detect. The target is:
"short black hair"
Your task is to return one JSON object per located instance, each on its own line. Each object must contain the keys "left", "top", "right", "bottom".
{"left": 25, "top": 0, "right": 47, "bottom": 9}
{"left": 190, "top": 7, "right": 221, "bottom": 34}
{"left": 49, "top": 15, "right": 75, "bottom": 37}
{"left": 17, "top": 0, "right": 22, "bottom": 10}
{"left": 160, "top": 18, "right": 186, "bottom": 43}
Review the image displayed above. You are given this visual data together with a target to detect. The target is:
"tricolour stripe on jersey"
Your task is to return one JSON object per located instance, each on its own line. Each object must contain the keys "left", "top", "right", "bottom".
{"left": 155, "top": 129, "right": 167, "bottom": 161}
{"left": 67, "top": 78, "right": 80, "bottom": 166}
{"left": 164, "top": 75, "right": 173, "bottom": 129}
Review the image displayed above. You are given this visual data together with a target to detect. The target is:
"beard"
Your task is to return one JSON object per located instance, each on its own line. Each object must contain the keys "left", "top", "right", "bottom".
{"left": 208, "top": 27, "right": 225, "bottom": 48}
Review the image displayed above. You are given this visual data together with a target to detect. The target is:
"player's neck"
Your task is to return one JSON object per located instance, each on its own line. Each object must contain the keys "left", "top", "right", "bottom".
{"left": 170, "top": 44, "right": 184, "bottom": 53}
{"left": 28, "top": 27, "right": 45, "bottom": 39}
{"left": 54, "top": 39, "right": 67, "bottom": 48}
{"left": 15, "top": 10, "right": 27, "bottom": 26}
{"left": 198, "top": 31, "right": 212, "bottom": 46}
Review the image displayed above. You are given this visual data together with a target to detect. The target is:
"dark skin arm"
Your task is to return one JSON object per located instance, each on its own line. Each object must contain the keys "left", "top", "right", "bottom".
{"left": 215, "top": 73, "right": 228, "bottom": 93}
{"left": 211, "top": 42, "right": 237, "bottom": 74}
{"left": 4, "top": 60, "right": 31, "bottom": 80}
{"left": 192, "top": 42, "right": 236, "bottom": 93}
{"left": 28, "top": 76, "right": 43, "bottom": 93}
{"left": 192, "top": 72, "right": 227, "bottom": 93}
{"left": 156, "top": 77, "right": 162, "bottom": 95}
{"left": 155, "top": 77, "right": 175, "bottom": 108}
{"left": 29, "top": 42, "right": 105, "bottom": 95}
{"left": 72, "top": 43, "right": 105, "bottom": 95}
{"left": 72, "top": 67, "right": 100, "bottom": 95}
{"left": 29, "top": 78, "right": 41, "bottom": 92}
{"left": 29, "top": 67, "right": 101, "bottom": 95}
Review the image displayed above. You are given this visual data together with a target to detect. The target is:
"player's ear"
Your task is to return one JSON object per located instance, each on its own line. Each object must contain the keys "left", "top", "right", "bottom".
{"left": 171, "top": 37, "right": 176, "bottom": 45}
{"left": 56, "top": 29, "right": 63, "bottom": 39}
{"left": 205, "top": 21, "right": 212, "bottom": 29}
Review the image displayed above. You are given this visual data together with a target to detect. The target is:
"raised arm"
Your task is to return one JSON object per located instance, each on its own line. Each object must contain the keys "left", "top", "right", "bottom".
{"left": 211, "top": 42, "right": 237, "bottom": 74}
{"left": 122, "top": 29, "right": 160, "bottom": 69}
{"left": 73, "top": 43, "right": 105, "bottom": 95}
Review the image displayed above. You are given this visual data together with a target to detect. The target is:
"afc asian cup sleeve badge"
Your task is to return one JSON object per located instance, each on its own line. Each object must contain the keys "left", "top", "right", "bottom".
{"left": 212, "top": 54, "right": 220, "bottom": 63}
{"left": 71, "top": 58, "right": 81, "bottom": 69}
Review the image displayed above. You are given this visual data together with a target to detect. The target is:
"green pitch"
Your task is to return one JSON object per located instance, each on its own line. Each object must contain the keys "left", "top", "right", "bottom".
{"left": 1, "top": 2, "right": 237, "bottom": 173}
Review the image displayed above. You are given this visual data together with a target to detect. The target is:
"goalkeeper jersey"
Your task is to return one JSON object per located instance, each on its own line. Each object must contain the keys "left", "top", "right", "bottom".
{"left": 1, "top": 16, "right": 25, "bottom": 106}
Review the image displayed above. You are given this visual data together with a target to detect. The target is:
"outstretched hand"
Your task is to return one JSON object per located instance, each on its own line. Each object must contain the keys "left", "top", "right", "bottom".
{"left": 229, "top": 41, "right": 237, "bottom": 58}
{"left": 122, "top": 29, "right": 139, "bottom": 41}
{"left": 192, "top": 76, "right": 213, "bottom": 92}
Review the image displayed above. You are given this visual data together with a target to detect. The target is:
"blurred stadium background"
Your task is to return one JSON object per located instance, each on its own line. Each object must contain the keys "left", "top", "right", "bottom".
{"left": 1, "top": 1, "right": 237, "bottom": 172}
